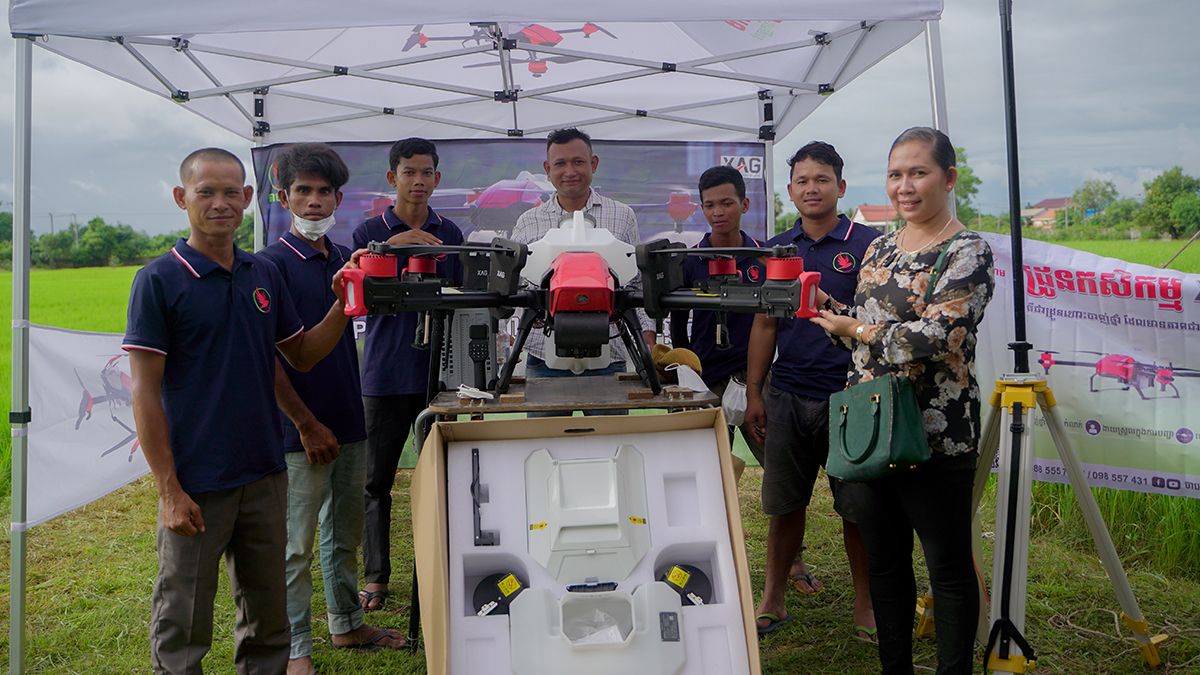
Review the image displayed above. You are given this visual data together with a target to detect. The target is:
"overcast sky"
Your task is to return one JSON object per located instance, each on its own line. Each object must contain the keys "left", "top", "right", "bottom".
{"left": 1, "top": 1, "right": 1198, "bottom": 234}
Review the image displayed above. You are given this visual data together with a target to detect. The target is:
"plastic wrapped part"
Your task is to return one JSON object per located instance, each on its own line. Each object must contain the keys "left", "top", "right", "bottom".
{"left": 509, "top": 583, "right": 686, "bottom": 675}
{"left": 563, "top": 608, "right": 625, "bottom": 645}
{"left": 720, "top": 375, "right": 748, "bottom": 426}
{"left": 525, "top": 444, "right": 651, "bottom": 584}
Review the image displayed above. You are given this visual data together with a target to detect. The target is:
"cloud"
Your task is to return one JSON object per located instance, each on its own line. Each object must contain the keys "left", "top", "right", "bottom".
{"left": 3, "top": 1, "right": 1199, "bottom": 233}
{"left": 70, "top": 179, "right": 105, "bottom": 196}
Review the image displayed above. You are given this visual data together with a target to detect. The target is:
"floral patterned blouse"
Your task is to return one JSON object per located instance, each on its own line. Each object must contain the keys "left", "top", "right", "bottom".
{"left": 828, "top": 229, "right": 995, "bottom": 457}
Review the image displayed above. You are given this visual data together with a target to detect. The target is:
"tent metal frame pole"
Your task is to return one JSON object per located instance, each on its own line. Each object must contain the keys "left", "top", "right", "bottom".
{"left": 526, "top": 42, "right": 822, "bottom": 91}
{"left": 252, "top": 138, "right": 265, "bottom": 251}
{"left": 760, "top": 90, "right": 775, "bottom": 240}
{"left": 183, "top": 50, "right": 255, "bottom": 123}
{"left": 826, "top": 22, "right": 872, "bottom": 89}
{"left": 924, "top": 19, "right": 955, "bottom": 218}
{"left": 10, "top": 34, "right": 34, "bottom": 675}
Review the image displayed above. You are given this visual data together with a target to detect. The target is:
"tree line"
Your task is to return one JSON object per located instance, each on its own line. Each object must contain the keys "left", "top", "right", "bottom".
{"left": 770, "top": 148, "right": 1199, "bottom": 242}
{"left": 0, "top": 213, "right": 255, "bottom": 269}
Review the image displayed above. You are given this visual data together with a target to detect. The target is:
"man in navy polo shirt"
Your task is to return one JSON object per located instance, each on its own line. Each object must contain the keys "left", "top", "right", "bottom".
{"left": 669, "top": 165, "right": 766, "bottom": 482}
{"left": 260, "top": 144, "right": 406, "bottom": 672}
{"left": 124, "top": 147, "right": 355, "bottom": 673}
{"left": 745, "top": 142, "right": 880, "bottom": 639}
{"left": 352, "top": 137, "right": 464, "bottom": 609}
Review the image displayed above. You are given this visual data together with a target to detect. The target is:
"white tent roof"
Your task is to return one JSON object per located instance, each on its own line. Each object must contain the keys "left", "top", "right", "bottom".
{"left": 9, "top": 1, "right": 941, "bottom": 143}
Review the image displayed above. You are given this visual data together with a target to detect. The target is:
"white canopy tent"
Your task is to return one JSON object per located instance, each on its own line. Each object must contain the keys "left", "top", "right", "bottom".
{"left": 8, "top": 1, "right": 946, "bottom": 671}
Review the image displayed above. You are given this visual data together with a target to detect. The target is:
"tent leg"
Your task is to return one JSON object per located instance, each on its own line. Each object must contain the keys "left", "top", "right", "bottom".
{"left": 763, "top": 140, "right": 775, "bottom": 240}
{"left": 253, "top": 139, "right": 265, "bottom": 251}
{"left": 10, "top": 34, "right": 34, "bottom": 675}
{"left": 924, "top": 19, "right": 956, "bottom": 219}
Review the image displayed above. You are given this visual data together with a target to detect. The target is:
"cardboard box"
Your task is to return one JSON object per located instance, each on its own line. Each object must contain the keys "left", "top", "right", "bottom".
{"left": 412, "top": 408, "right": 762, "bottom": 675}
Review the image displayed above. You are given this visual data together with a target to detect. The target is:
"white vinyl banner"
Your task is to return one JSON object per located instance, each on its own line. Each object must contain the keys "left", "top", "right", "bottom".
{"left": 977, "top": 234, "right": 1200, "bottom": 499}
{"left": 27, "top": 325, "right": 149, "bottom": 527}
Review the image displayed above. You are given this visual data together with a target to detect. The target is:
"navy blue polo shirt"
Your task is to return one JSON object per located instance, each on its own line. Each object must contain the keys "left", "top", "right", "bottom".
{"left": 122, "top": 238, "right": 303, "bottom": 493}
{"left": 351, "top": 206, "right": 464, "bottom": 396}
{"left": 677, "top": 232, "right": 766, "bottom": 386}
{"left": 259, "top": 232, "right": 367, "bottom": 452}
{"left": 767, "top": 215, "right": 881, "bottom": 400}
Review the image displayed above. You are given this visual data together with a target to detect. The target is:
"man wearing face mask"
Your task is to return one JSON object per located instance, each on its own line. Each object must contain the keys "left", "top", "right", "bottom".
{"left": 260, "top": 144, "right": 407, "bottom": 670}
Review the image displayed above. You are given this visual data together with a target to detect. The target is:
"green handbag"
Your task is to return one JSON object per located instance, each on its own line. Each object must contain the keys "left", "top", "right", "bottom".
{"left": 826, "top": 373, "right": 929, "bottom": 481}
{"left": 825, "top": 230, "right": 965, "bottom": 482}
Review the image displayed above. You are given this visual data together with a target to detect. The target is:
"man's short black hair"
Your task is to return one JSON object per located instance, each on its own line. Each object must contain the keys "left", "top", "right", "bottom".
{"left": 277, "top": 143, "right": 350, "bottom": 191}
{"left": 787, "top": 141, "right": 844, "bottom": 182}
{"left": 179, "top": 147, "right": 246, "bottom": 184}
{"left": 389, "top": 137, "right": 439, "bottom": 171}
{"left": 698, "top": 166, "right": 747, "bottom": 201}
{"left": 546, "top": 127, "right": 593, "bottom": 153}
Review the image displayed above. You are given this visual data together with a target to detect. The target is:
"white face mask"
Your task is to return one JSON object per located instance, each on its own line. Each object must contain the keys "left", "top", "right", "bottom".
{"left": 292, "top": 213, "right": 336, "bottom": 241}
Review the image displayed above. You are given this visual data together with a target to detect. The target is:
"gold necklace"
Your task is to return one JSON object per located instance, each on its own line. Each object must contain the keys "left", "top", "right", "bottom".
{"left": 900, "top": 214, "right": 955, "bottom": 254}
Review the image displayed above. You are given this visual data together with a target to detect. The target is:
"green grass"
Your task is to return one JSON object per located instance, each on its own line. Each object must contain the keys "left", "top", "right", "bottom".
{"left": 1052, "top": 239, "right": 1200, "bottom": 271}
{"left": 1, "top": 470, "right": 1198, "bottom": 673}
{"left": 0, "top": 266, "right": 139, "bottom": 499}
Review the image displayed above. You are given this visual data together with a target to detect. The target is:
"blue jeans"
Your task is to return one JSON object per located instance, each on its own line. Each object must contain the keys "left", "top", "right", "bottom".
{"left": 284, "top": 440, "right": 368, "bottom": 659}
{"left": 524, "top": 355, "right": 630, "bottom": 417}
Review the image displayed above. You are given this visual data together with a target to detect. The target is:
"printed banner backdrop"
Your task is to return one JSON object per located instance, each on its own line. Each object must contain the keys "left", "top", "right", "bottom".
{"left": 252, "top": 139, "right": 770, "bottom": 249}
{"left": 977, "top": 233, "right": 1200, "bottom": 499}
{"left": 27, "top": 325, "right": 150, "bottom": 527}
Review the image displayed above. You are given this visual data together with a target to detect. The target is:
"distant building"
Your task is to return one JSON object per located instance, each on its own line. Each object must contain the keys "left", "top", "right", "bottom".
{"left": 1024, "top": 197, "right": 1074, "bottom": 229}
{"left": 852, "top": 204, "right": 899, "bottom": 233}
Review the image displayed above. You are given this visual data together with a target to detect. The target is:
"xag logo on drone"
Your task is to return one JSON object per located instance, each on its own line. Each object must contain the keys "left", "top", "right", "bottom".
{"left": 721, "top": 156, "right": 764, "bottom": 179}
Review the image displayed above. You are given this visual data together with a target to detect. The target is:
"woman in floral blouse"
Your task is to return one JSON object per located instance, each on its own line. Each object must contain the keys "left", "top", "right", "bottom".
{"left": 811, "top": 126, "right": 995, "bottom": 675}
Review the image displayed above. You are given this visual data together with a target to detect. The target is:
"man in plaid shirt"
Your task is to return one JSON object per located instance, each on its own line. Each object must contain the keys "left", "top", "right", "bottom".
{"left": 510, "top": 128, "right": 657, "bottom": 415}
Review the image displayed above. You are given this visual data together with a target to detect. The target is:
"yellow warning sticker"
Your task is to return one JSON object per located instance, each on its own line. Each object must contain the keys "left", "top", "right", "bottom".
{"left": 667, "top": 566, "right": 690, "bottom": 588}
{"left": 497, "top": 573, "right": 522, "bottom": 597}
{"left": 529, "top": 521, "right": 548, "bottom": 530}
{"left": 628, "top": 515, "right": 647, "bottom": 525}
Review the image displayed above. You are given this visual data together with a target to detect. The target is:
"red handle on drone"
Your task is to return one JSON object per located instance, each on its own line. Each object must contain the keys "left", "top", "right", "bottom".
{"left": 341, "top": 268, "right": 368, "bottom": 317}
{"left": 795, "top": 271, "right": 822, "bottom": 318}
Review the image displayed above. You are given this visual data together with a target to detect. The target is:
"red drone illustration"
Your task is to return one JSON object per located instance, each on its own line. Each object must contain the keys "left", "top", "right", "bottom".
{"left": 74, "top": 355, "right": 141, "bottom": 460}
{"left": 402, "top": 22, "right": 617, "bottom": 77}
{"left": 1038, "top": 350, "right": 1200, "bottom": 400}
{"left": 361, "top": 172, "right": 698, "bottom": 237}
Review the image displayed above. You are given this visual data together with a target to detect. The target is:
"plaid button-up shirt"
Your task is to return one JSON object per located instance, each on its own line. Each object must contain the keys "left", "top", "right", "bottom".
{"left": 510, "top": 189, "right": 655, "bottom": 363}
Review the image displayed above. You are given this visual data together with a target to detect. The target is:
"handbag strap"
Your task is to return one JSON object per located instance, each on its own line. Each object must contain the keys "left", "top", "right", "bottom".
{"left": 837, "top": 396, "right": 881, "bottom": 464}
{"left": 923, "top": 230, "right": 966, "bottom": 305}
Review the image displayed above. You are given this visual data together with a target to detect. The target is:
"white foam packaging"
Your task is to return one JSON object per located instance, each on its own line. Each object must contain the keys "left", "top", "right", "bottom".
{"left": 412, "top": 409, "right": 761, "bottom": 675}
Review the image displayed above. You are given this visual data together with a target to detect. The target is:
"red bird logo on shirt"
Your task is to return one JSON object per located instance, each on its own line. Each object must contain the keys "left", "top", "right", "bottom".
{"left": 253, "top": 287, "right": 272, "bottom": 314}
{"left": 747, "top": 266, "right": 762, "bottom": 282}
{"left": 833, "top": 252, "right": 858, "bottom": 273}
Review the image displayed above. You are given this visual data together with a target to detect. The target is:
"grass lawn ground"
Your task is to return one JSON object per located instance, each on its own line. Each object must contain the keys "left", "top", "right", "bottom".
{"left": 1, "top": 469, "right": 1198, "bottom": 673}
{"left": 2, "top": 237, "right": 1200, "bottom": 672}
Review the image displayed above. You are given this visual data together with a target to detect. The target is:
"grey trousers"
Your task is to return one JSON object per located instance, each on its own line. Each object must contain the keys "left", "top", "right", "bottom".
{"left": 149, "top": 470, "right": 290, "bottom": 675}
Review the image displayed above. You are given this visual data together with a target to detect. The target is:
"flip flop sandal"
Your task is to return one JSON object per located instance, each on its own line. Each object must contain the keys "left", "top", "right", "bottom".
{"left": 853, "top": 625, "right": 879, "bottom": 645}
{"left": 788, "top": 570, "right": 823, "bottom": 595}
{"left": 334, "top": 627, "right": 408, "bottom": 651}
{"left": 358, "top": 589, "right": 390, "bottom": 611}
{"left": 755, "top": 612, "right": 794, "bottom": 637}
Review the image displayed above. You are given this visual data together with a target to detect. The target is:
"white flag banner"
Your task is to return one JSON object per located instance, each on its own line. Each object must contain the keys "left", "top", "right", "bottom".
{"left": 977, "top": 233, "right": 1200, "bottom": 499}
{"left": 27, "top": 325, "right": 149, "bottom": 527}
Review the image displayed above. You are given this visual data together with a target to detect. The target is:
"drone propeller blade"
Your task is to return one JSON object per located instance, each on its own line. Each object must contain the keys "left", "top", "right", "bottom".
{"left": 402, "top": 28, "right": 425, "bottom": 52}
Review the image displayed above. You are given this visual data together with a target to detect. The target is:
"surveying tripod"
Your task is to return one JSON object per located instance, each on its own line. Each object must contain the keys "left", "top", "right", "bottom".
{"left": 910, "top": 375, "right": 1170, "bottom": 671}
{"left": 977, "top": 375, "right": 1168, "bottom": 672}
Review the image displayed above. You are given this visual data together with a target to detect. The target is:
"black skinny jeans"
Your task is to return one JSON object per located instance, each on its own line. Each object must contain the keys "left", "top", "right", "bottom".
{"left": 361, "top": 393, "right": 427, "bottom": 585}
{"left": 854, "top": 452, "right": 980, "bottom": 675}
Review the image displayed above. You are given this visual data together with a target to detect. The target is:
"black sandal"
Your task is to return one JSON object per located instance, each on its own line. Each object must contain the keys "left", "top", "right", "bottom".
{"left": 358, "top": 588, "right": 390, "bottom": 611}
